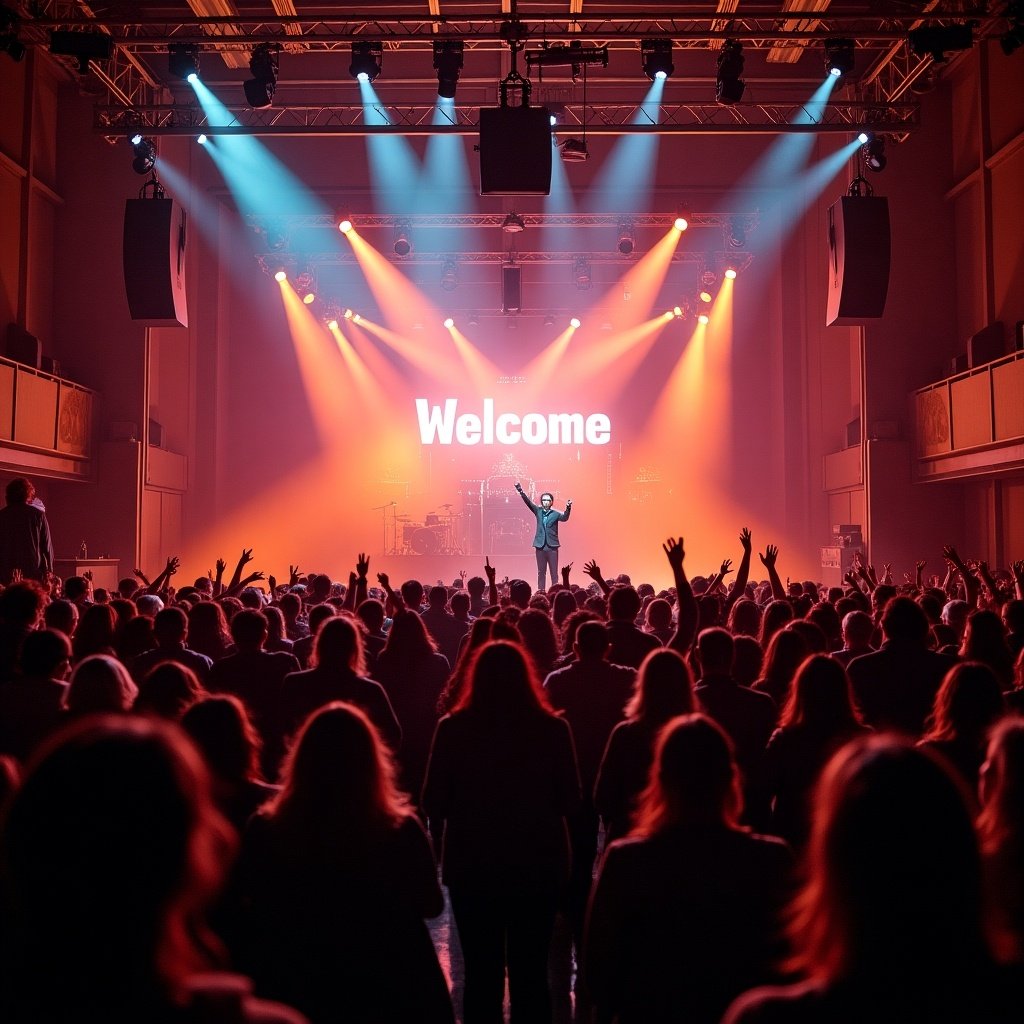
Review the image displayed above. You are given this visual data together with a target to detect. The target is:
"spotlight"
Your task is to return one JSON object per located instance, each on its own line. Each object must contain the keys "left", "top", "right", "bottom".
{"left": 338, "top": 215, "right": 354, "bottom": 234}
{"left": 467, "top": 312, "right": 480, "bottom": 327}
{"left": 698, "top": 313, "right": 710, "bottom": 325}
{"left": 824, "top": 38, "right": 855, "bottom": 78}
{"left": 1, "top": 9, "right": 25, "bottom": 62}
{"left": 295, "top": 265, "right": 316, "bottom": 305}
{"left": 560, "top": 138, "right": 590, "bottom": 162}
{"left": 50, "top": 30, "right": 113, "bottom": 74}
{"left": 264, "top": 222, "right": 288, "bottom": 251}
{"left": 353, "top": 313, "right": 363, "bottom": 324}
{"left": 196, "top": 134, "right": 208, "bottom": 145}
{"left": 674, "top": 212, "right": 689, "bottom": 232}
{"left": 343, "top": 308, "right": 354, "bottom": 320}
{"left": 273, "top": 270, "right": 287, "bottom": 282}
{"left": 502, "top": 211, "right": 526, "bottom": 234}
{"left": 573, "top": 257, "right": 593, "bottom": 291}
{"left": 543, "top": 314, "right": 556, "bottom": 327}
{"left": 302, "top": 293, "right": 315, "bottom": 306}
{"left": 617, "top": 221, "right": 635, "bottom": 256}
{"left": 569, "top": 317, "right": 582, "bottom": 329}
{"left": 857, "top": 131, "right": 870, "bottom": 145}
{"left": 726, "top": 216, "right": 747, "bottom": 249}
{"left": 716, "top": 40, "right": 746, "bottom": 105}
{"left": 168, "top": 43, "right": 200, "bottom": 82}
{"left": 393, "top": 221, "right": 413, "bottom": 257}
{"left": 327, "top": 317, "right": 339, "bottom": 330}
{"left": 440, "top": 259, "right": 459, "bottom": 292}
{"left": 701, "top": 269, "right": 718, "bottom": 290}
{"left": 641, "top": 39, "right": 674, "bottom": 81}
{"left": 244, "top": 43, "right": 279, "bottom": 109}
{"left": 350, "top": 41, "right": 382, "bottom": 83}
{"left": 130, "top": 136, "right": 156, "bottom": 175}
{"left": 724, "top": 266, "right": 738, "bottom": 280}
{"left": 699, "top": 289, "right": 713, "bottom": 304}
{"left": 861, "top": 134, "right": 887, "bottom": 172}
{"left": 526, "top": 40, "right": 609, "bottom": 81}
{"left": 443, "top": 316, "right": 455, "bottom": 329}
{"left": 908, "top": 23, "right": 976, "bottom": 63}
{"left": 672, "top": 305, "right": 685, "bottom": 319}
{"left": 433, "top": 39, "right": 464, "bottom": 99}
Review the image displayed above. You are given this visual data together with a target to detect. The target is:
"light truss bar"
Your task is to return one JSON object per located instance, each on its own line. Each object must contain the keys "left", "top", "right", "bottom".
{"left": 251, "top": 213, "right": 756, "bottom": 229}
{"left": 258, "top": 250, "right": 757, "bottom": 267}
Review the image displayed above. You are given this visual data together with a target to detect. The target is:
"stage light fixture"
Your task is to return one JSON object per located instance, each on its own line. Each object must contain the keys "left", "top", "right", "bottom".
{"left": 569, "top": 317, "right": 582, "bottom": 329}
{"left": 573, "top": 257, "right": 593, "bottom": 291}
{"left": 443, "top": 316, "right": 455, "bottom": 329}
{"left": 724, "top": 266, "right": 738, "bottom": 280}
{"left": 350, "top": 41, "right": 382, "bottom": 83}
{"left": 857, "top": 131, "right": 870, "bottom": 144}
{"left": 168, "top": 43, "right": 200, "bottom": 82}
{"left": 674, "top": 212, "right": 689, "bottom": 232}
{"left": 433, "top": 39, "right": 464, "bottom": 99}
{"left": 244, "top": 43, "right": 279, "bottom": 109}
{"left": 130, "top": 136, "right": 156, "bottom": 175}
{"left": 526, "top": 40, "right": 609, "bottom": 80}
{"left": 353, "top": 313, "right": 363, "bottom": 324}
{"left": 327, "top": 317, "right": 339, "bottom": 330}
{"left": 295, "top": 264, "right": 316, "bottom": 305}
{"left": 908, "top": 23, "right": 976, "bottom": 63}
{"left": 641, "top": 39, "right": 674, "bottom": 81}
{"left": 393, "top": 222, "right": 413, "bottom": 257}
{"left": 343, "top": 308, "right": 354, "bottom": 320}
{"left": 726, "top": 216, "right": 747, "bottom": 249}
{"left": 502, "top": 211, "right": 526, "bottom": 234}
{"left": 273, "top": 270, "right": 287, "bottom": 282}
{"left": 617, "top": 221, "right": 635, "bottom": 256}
{"left": 560, "top": 137, "right": 590, "bottom": 162}
{"left": 197, "top": 134, "right": 208, "bottom": 145}
{"left": 861, "top": 134, "right": 887, "bottom": 172}
{"left": 673, "top": 306, "right": 685, "bottom": 319}
{"left": 338, "top": 215, "right": 354, "bottom": 234}
{"left": 698, "top": 313, "right": 710, "bottom": 325}
{"left": 716, "top": 40, "right": 746, "bottom": 105}
{"left": 824, "top": 39, "right": 855, "bottom": 78}
{"left": 440, "top": 259, "right": 459, "bottom": 292}
{"left": 1, "top": 8, "right": 25, "bottom": 62}
{"left": 50, "top": 29, "right": 114, "bottom": 74}
{"left": 543, "top": 314, "right": 556, "bottom": 327}
{"left": 699, "top": 289, "right": 713, "bottom": 304}
{"left": 467, "top": 311, "right": 480, "bottom": 327}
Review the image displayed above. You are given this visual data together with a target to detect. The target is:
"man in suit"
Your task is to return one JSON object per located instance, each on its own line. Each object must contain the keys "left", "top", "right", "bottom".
{"left": 515, "top": 481, "right": 572, "bottom": 593}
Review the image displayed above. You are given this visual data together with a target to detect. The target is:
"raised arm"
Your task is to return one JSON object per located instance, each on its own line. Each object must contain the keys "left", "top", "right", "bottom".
{"left": 376, "top": 571, "right": 405, "bottom": 615}
{"left": 943, "top": 545, "right": 980, "bottom": 606}
{"left": 514, "top": 481, "right": 539, "bottom": 513}
{"left": 561, "top": 497, "right": 573, "bottom": 521}
{"left": 664, "top": 537, "right": 699, "bottom": 654}
{"left": 583, "top": 559, "right": 611, "bottom": 597}
{"left": 723, "top": 527, "right": 753, "bottom": 615}
{"left": 759, "top": 544, "right": 786, "bottom": 602}
{"left": 484, "top": 557, "right": 499, "bottom": 608}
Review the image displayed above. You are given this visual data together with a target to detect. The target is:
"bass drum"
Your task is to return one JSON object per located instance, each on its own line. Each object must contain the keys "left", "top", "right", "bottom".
{"left": 412, "top": 527, "right": 440, "bottom": 554}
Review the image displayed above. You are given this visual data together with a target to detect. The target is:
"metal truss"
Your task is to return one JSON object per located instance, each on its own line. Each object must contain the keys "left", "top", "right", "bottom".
{"left": 249, "top": 212, "right": 758, "bottom": 230}
{"left": 256, "top": 250, "right": 757, "bottom": 268}
{"left": 97, "top": 100, "right": 920, "bottom": 136}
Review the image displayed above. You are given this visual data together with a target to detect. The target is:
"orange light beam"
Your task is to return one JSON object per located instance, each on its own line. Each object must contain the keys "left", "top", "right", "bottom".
{"left": 355, "top": 316, "right": 462, "bottom": 381}
{"left": 448, "top": 325, "right": 502, "bottom": 394}
{"left": 521, "top": 325, "right": 575, "bottom": 393}
{"left": 597, "top": 226, "right": 682, "bottom": 333}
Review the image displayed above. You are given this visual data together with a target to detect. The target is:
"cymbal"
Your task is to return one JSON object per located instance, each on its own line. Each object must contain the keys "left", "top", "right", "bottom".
{"left": 440, "top": 502, "right": 453, "bottom": 508}
{"left": 396, "top": 516, "right": 412, "bottom": 521}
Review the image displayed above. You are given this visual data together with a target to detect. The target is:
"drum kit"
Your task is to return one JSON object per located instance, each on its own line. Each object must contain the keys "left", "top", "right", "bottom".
{"left": 396, "top": 504, "right": 463, "bottom": 555}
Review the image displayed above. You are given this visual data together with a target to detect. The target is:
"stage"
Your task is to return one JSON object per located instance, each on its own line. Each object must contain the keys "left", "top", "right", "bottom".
{"left": 369, "top": 553, "right": 550, "bottom": 590}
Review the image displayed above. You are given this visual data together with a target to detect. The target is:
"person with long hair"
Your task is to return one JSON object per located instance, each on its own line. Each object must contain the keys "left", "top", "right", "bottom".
{"left": 64, "top": 653, "right": 138, "bottom": 715}
{"left": 586, "top": 714, "right": 792, "bottom": 1024}
{"left": 919, "top": 661, "right": 1006, "bottom": 793}
{"left": 422, "top": 640, "right": 580, "bottom": 1024}
{"left": 594, "top": 647, "right": 696, "bottom": 843}
{"left": 0, "top": 716, "right": 304, "bottom": 1024}
{"left": 961, "top": 609, "right": 1016, "bottom": 690}
{"left": 725, "top": 736, "right": 1024, "bottom": 1023}
{"left": 978, "top": 716, "right": 1024, "bottom": 963}
{"left": 762, "top": 655, "right": 868, "bottom": 846}
{"left": 373, "top": 608, "right": 451, "bottom": 800}
{"left": 236, "top": 702, "right": 452, "bottom": 1024}
{"left": 753, "top": 627, "right": 811, "bottom": 707}
{"left": 517, "top": 607, "right": 559, "bottom": 679}
{"left": 187, "top": 600, "right": 234, "bottom": 662}
{"left": 71, "top": 601, "right": 118, "bottom": 663}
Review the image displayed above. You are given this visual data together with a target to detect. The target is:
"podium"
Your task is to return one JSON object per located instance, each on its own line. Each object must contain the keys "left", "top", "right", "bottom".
{"left": 53, "top": 558, "right": 120, "bottom": 593}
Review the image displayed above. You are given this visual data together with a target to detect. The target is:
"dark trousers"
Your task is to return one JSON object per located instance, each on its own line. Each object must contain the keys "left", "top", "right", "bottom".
{"left": 449, "top": 878, "right": 560, "bottom": 1024}
{"left": 535, "top": 545, "right": 558, "bottom": 592}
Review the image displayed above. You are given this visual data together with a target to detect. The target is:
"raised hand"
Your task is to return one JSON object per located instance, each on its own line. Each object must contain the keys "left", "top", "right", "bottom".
{"left": 10, "top": 568, "right": 22, "bottom": 584}
{"left": 165, "top": 556, "right": 180, "bottom": 576}
{"left": 662, "top": 538, "right": 684, "bottom": 570}
{"left": 459, "top": 569, "right": 467, "bottom": 581}
{"left": 348, "top": 571, "right": 357, "bottom": 589}
{"left": 759, "top": 544, "right": 778, "bottom": 569}
{"left": 133, "top": 568, "right": 147, "bottom": 580}
{"left": 268, "top": 575, "right": 278, "bottom": 593}
{"left": 739, "top": 527, "right": 752, "bottom": 553}
{"left": 289, "top": 564, "right": 300, "bottom": 586}
{"left": 942, "top": 544, "right": 964, "bottom": 568}
{"left": 583, "top": 558, "right": 604, "bottom": 581}
{"left": 83, "top": 569, "right": 93, "bottom": 582}
{"left": 917, "top": 559, "right": 926, "bottom": 573}
{"left": 561, "top": 561, "right": 573, "bottom": 581}
{"left": 484, "top": 557, "right": 496, "bottom": 583}
{"left": 882, "top": 562, "right": 893, "bottom": 584}
{"left": 720, "top": 558, "right": 734, "bottom": 577}
{"left": 356, "top": 552, "right": 370, "bottom": 578}
{"left": 216, "top": 558, "right": 227, "bottom": 575}
{"left": 376, "top": 571, "right": 390, "bottom": 589}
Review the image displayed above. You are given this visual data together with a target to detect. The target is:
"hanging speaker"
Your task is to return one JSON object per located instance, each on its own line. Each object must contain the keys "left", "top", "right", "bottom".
{"left": 826, "top": 195, "right": 890, "bottom": 326}
{"left": 502, "top": 265, "right": 522, "bottom": 314}
{"left": 479, "top": 106, "right": 552, "bottom": 195}
{"left": 123, "top": 198, "right": 189, "bottom": 327}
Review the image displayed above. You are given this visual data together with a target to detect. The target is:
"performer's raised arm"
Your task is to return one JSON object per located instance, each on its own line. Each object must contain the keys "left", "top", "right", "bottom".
{"left": 514, "top": 480, "right": 539, "bottom": 512}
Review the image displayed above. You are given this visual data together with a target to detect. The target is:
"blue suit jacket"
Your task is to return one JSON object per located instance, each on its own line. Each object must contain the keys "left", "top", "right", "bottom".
{"left": 516, "top": 487, "right": 571, "bottom": 548}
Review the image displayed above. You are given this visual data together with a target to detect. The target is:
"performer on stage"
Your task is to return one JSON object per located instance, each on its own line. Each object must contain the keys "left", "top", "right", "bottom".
{"left": 515, "top": 482, "right": 572, "bottom": 593}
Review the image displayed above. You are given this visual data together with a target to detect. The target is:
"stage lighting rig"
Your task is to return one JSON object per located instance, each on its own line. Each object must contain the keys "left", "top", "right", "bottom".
{"left": 244, "top": 43, "right": 279, "bottom": 109}
{"left": 0, "top": 7, "right": 25, "bottom": 62}
{"left": 433, "top": 39, "right": 464, "bottom": 98}
{"left": 502, "top": 212, "right": 526, "bottom": 234}
{"left": 573, "top": 257, "right": 593, "bottom": 291}
{"left": 641, "top": 39, "right": 674, "bottom": 81}
{"left": 824, "top": 39, "right": 855, "bottom": 78}
{"left": 617, "top": 222, "right": 635, "bottom": 256}
{"left": 560, "top": 138, "right": 590, "bottom": 162}
{"left": 130, "top": 136, "right": 156, "bottom": 175}
{"left": 526, "top": 41, "right": 608, "bottom": 81}
{"left": 861, "top": 134, "right": 887, "bottom": 172}
{"left": 908, "top": 22, "right": 976, "bottom": 63}
{"left": 726, "top": 215, "right": 747, "bottom": 249}
{"left": 1002, "top": 1, "right": 1024, "bottom": 55}
{"left": 440, "top": 260, "right": 459, "bottom": 292}
{"left": 716, "top": 40, "right": 746, "bottom": 105}
{"left": 393, "top": 222, "right": 413, "bottom": 257}
{"left": 350, "top": 41, "right": 382, "bottom": 83}
{"left": 168, "top": 43, "right": 200, "bottom": 82}
{"left": 50, "top": 29, "right": 114, "bottom": 74}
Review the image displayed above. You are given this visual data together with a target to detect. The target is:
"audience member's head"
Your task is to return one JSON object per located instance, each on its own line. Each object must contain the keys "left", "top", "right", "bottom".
{"left": 732, "top": 635, "right": 764, "bottom": 687}
{"left": 400, "top": 579, "right": 425, "bottom": 610}
{"left": 72, "top": 602, "right": 118, "bottom": 661}
{"left": 923, "top": 662, "right": 1005, "bottom": 746}
{"left": 65, "top": 654, "right": 138, "bottom": 714}
{"left": 509, "top": 579, "right": 532, "bottom": 609}
{"left": 384, "top": 608, "right": 437, "bottom": 661}
{"left": 134, "top": 662, "right": 205, "bottom": 721}
{"left": 841, "top": 609, "right": 874, "bottom": 650}
{"left": 779, "top": 654, "right": 861, "bottom": 733}
{"left": 356, "top": 598, "right": 386, "bottom": 635}
{"left": 42, "top": 598, "right": 78, "bottom": 638}
{"left": 4, "top": 477, "right": 35, "bottom": 505}
{"left": 624, "top": 648, "right": 695, "bottom": 725}
{"left": 19, "top": 628, "right": 72, "bottom": 681}
{"left": 135, "top": 594, "right": 165, "bottom": 619}
{"left": 696, "top": 627, "right": 736, "bottom": 678}
{"left": 312, "top": 615, "right": 366, "bottom": 675}
{"left": 63, "top": 576, "right": 91, "bottom": 604}
{"left": 181, "top": 694, "right": 263, "bottom": 787}
{"left": 0, "top": 581, "right": 47, "bottom": 629}
{"left": 759, "top": 599, "right": 795, "bottom": 647}
{"left": 575, "top": 620, "right": 610, "bottom": 661}
{"left": 881, "top": 596, "right": 931, "bottom": 645}
{"left": 153, "top": 607, "right": 189, "bottom": 646}
{"left": 727, "top": 598, "right": 762, "bottom": 639}
{"left": 454, "top": 640, "right": 550, "bottom": 717}
{"left": 607, "top": 586, "right": 642, "bottom": 623}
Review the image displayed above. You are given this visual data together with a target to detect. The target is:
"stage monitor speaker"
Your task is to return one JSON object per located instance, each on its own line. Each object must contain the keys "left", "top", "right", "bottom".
{"left": 502, "top": 265, "right": 522, "bottom": 314}
{"left": 479, "top": 106, "right": 552, "bottom": 195}
{"left": 967, "top": 321, "right": 1005, "bottom": 367}
{"left": 123, "top": 198, "right": 189, "bottom": 327}
{"left": 826, "top": 195, "right": 890, "bottom": 326}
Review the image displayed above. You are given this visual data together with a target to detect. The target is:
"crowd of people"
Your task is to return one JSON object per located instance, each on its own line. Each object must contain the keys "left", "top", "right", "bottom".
{"left": 2, "top": 473, "right": 1024, "bottom": 1023}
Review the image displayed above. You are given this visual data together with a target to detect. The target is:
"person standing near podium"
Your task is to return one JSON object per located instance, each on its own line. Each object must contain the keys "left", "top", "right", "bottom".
{"left": 515, "top": 482, "right": 572, "bottom": 594}
{"left": 0, "top": 477, "right": 53, "bottom": 585}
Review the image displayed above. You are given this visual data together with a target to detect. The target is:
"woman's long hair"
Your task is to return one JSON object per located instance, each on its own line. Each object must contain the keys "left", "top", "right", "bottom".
{"left": 0, "top": 717, "right": 233, "bottom": 1011}
{"left": 451, "top": 640, "right": 552, "bottom": 718}
{"left": 311, "top": 615, "right": 367, "bottom": 675}
{"left": 65, "top": 654, "right": 138, "bottom": 714}
{"left": 922, "top": 662, "right": 1006, "bottom": 745}
{"left": 186, "top": 601, "right": 232, "bottom": 660}
{"left": 517, "top": 608, "right": 559, "bottom": 678}
{"left": 624, "top": 648, "right": 695, "bottom": 725}
{"left": 960, "top": 610, "right": 1015, "bottom": 689}
{"left": 181, "top": 694, "right": 263, "bottom": 785}
{"left": 438, "top": 616, "right": 493, "bottom": 713}
{"left": 779, "top": 654, "right": 862, "bottom": 733}
{"left": 755, "top": 626, "right": 811, "bottom": 705}
{"left": 787, "top": 735, "right": 988, "bottom": 983}
{"left": 269, "top": 701, "right": 409, "bottom": 834}
{"left": 632, "top": 713, "right": 742, "bottom": 835}
{"left": 383, "top": 608, "right": 438, "bottom": 662}
{"left": 71, "top": 602, "right": 118, "bottom": 662}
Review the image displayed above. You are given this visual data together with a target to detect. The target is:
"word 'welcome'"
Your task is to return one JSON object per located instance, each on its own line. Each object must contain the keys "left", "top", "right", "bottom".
{"left": 416, "top": 399, "right": 612, "bottom": 446}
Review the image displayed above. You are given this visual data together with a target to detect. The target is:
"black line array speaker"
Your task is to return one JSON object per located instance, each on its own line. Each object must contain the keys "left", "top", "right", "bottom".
{"left": 123, "top": 198, "right": 189, "bottom": 327}
{"left": 502, "top": 265, "right": 522, "bottom": 314}
{"left": 479, "top": 106, "right": 552, "bottom": 195}
{"left": 826, "top": 195, "right": 890, "bottom": 326}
